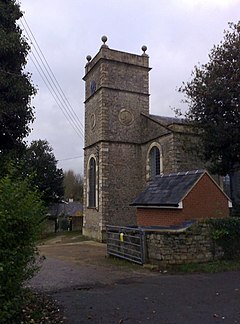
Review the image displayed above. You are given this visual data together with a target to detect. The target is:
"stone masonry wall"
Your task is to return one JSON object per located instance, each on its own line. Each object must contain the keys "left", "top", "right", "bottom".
{"left": 141, "top": 133, "right": 180, "bottom": 186}
{"left": 145, "top": 222, "right": 223, "bottom": 265}
{"left": 140, "top": 131, "right": 203, "bottom": 188}
{"left": 102, "top": 89, "right": 149, "bottom": 143}
{"left": 106, "top": 142, "right": 142, "bottom": 227}
{"left": 172, "top": 132, "right": 205, "bottom": 172}
{"left": 83, "top": 142, "right": 110, "bottom": 241}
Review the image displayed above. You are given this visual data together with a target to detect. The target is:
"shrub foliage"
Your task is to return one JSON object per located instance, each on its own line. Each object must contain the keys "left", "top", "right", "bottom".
{"left": 207, "top": 217, "right": 240, "bottom": 259}
{"left": 0, "top": 175, "right": 45, "bottom": 322}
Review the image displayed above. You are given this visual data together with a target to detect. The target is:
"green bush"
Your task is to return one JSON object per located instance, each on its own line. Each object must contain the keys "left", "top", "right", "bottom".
{"left": 0, "top": 175, "right": 45, "bottom": 322}
{"left": 207, "top": 218, "right": 240, "bottom": 260}
{"left": 231, "top": 204, "right": 240, "bottom": 217}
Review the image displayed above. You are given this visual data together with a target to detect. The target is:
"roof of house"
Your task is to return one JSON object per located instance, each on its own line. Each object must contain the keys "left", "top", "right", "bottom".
{"left": 48, "top": 201, "right": 83, "bottom": 217}
{"left": 131, "top": 170, "right": 205, "bottom": 207}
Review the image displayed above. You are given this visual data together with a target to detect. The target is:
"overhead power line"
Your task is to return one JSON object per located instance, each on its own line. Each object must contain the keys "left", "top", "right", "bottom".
{"left": 22, "top": 17, "right": 84, "bottom": 131}
{"left": 19, "top": 16, "right": 84, "bottom": 141}
{"left": 28, "top": 55, "right": 84, "bottom": 139}
{"left": 58, "top": 155, "right": 84, "bottom": 161}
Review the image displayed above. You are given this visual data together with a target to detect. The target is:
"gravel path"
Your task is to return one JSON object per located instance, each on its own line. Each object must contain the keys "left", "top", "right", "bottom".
{"left": 29, "top": 241, "right": 154, "bottom": 293}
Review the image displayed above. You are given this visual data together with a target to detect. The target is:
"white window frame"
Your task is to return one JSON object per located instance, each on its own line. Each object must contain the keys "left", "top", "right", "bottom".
{"left": 146, "top": 142, "right": 163, "bottom": 181}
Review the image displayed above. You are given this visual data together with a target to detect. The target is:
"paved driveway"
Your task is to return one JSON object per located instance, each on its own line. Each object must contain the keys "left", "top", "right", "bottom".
{"left": 29, "top": 238, "right": 240, "bottom": 324}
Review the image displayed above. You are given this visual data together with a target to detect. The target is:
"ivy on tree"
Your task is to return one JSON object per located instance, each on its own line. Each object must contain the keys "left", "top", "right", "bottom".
{"left": 0, "top": 0, "right": 36, "bottom": 155}
{"left": 179, "top": 22, "right": 240, "bottom": 201}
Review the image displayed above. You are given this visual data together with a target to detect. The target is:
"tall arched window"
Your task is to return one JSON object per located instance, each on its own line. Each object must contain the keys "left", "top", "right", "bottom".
{"left": 88, "top": 157, "right": 96, "bottom": 207}
{"left": 148, "top": 145, "right": 162, "bottom": 180}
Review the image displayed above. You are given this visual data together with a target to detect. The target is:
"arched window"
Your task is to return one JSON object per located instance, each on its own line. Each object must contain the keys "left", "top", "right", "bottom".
{"left": 147, "top": 145, "right": 162, "bottom": 180}
{"left": 88, "top": 157, "right": 96, "bottom": 207}
{"left": 150, "top": 146, "right": 160, "bottom": 179}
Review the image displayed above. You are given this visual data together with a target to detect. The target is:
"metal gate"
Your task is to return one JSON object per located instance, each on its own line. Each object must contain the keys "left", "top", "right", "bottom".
{"left": 106, "top": 225, "right": 146, "bottom": 264}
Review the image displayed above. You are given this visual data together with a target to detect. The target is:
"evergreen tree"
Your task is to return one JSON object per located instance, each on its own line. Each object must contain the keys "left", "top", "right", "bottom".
{"left": 23, "top": 140, "right": 64, "bottom": 205}
{"left": 0, "top": 0, "right": 36, "bottom": 159}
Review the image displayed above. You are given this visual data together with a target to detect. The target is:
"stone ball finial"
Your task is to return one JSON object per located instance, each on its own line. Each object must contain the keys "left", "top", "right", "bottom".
{"left": 101, "top": 35, "right": 108, "bottom": 45}
{"left": 142, "top": 45, "right": 147, "bottom": 54}
{"left": 86, "top": 55, "right": 92, "bottom": 62}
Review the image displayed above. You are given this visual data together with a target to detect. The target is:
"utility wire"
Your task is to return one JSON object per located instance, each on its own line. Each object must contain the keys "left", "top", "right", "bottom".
{"left": 28, "top": 49, "right": 83, "bottom": 140}
{"left": 19, "top": 17, "right": 84, "bottom": 141}
{"left": 20, "top": 18, "right": 84, "bottom": 140}
{"left": 28, "top": 55, "right": 83, "bottom": 140}
{"left": 58, "top": 155, "right": 84, "bottom": 161}
{"left": 21, "top": 16, "right": 84, "bottom": 133}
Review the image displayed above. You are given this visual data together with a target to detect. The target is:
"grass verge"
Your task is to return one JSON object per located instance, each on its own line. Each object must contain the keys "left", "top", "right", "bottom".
{"left": 105, "top": 255, "right": 144, "bottom": 270}
{"left": 166, "top": 259, "right": 240, "bottom": 274}
{"left": 104, "top": 256, "right": 240, "bottom": 274}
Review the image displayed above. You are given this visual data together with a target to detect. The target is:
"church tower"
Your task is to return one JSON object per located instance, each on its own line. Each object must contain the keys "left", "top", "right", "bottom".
{"left": 83, "top": 36, "right": 151, "bottom": 241}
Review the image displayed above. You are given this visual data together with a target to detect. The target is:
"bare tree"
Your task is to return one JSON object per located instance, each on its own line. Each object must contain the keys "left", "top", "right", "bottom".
{"left": 63, "top": 169, "right": 83, "bottom": 202}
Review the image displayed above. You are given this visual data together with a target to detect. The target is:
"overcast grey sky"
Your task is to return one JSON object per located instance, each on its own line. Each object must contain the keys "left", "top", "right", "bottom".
{"left": 20, "top": 0, "right": 240, "bottom": 174}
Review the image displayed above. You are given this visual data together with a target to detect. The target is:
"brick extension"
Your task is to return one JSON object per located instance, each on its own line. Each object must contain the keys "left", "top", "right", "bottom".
{"left": 136, "top": 173, "right": 230, "bottom": 227}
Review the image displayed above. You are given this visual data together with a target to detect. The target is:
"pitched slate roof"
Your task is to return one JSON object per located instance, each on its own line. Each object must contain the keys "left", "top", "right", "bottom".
{"left": 149, "top": 114, "right": 186, "bottom": 126}
{"left": 48, "top": 201, "right": 83, "bottom": 217}
{"left": 131, "top": 170, "right": 205, "bottom": 207}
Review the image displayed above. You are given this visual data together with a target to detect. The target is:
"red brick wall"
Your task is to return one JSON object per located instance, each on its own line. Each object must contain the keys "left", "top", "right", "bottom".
{"left": 137, "top": 173, "right": 230, "bottom": 227}
{"left": 137, "top": 208, "right": 184, "bottom": 226}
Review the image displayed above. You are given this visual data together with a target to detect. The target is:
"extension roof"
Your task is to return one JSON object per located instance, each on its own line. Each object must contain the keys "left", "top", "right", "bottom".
{"left": 131, "top": 170, "right": 205, "bottom": 207}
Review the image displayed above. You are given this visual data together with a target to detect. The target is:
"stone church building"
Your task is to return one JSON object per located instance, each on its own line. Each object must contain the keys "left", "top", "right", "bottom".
{"left": 83, "top": 37, "right": 202, "bottom": 241}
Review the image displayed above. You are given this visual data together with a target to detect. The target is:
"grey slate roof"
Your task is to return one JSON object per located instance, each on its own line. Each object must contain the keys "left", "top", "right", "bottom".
{"left": 131, "top": 170, "right": 205, "bottom": 207}
{"left": 149, "top": 114, "right": 186, "bottom": 126}
{"left": 48, "top": 201, "right": 83, "bottom": 218}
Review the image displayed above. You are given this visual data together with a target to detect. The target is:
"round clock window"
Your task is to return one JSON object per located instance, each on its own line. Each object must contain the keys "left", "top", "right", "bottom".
{"left": 118, "top": 109, "right": 134, "bottom": 126}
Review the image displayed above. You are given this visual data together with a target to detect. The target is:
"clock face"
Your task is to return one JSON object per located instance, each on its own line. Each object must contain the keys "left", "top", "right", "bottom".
{"left": 90, "top": 80, "right": 96, "bottom": 95}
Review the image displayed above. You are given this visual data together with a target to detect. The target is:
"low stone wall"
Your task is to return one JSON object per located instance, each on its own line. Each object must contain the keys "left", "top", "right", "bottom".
{"left": 145, "top": 222, "right": 223, "bottom": 265}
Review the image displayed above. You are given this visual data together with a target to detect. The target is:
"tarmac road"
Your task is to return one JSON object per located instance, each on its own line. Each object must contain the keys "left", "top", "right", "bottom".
{"left": 54, "top": 271, "right": 240, "bottom": 324}
{"left": 29, "top": 238, "right": 240, "bottom": 324}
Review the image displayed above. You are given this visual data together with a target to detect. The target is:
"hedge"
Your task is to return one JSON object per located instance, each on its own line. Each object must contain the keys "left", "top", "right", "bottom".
{"left": 0, "top": 175, "right": 45, "bottom": 322}
{"left": 207, "top": 217, "right": 240, "bottom": 260}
